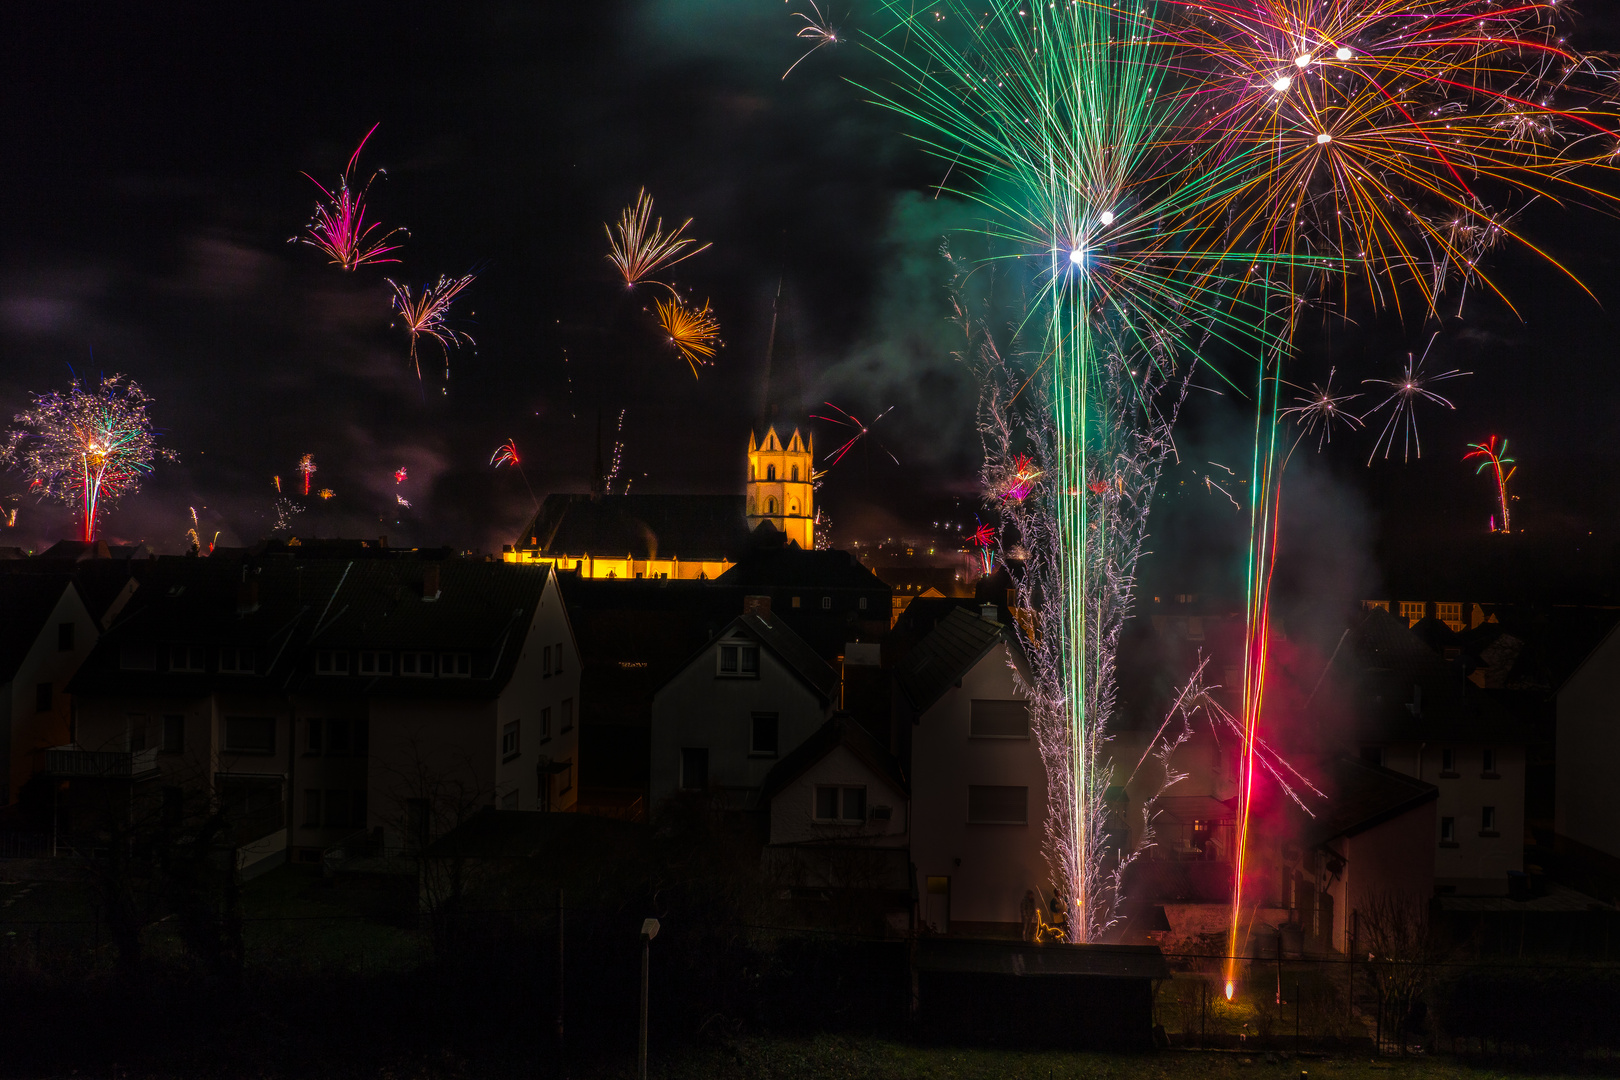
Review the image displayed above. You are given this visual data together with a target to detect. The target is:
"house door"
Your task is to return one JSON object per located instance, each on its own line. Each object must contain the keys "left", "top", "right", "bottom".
{"left": 923, "top": 875, "right": 950, "bottom": 934}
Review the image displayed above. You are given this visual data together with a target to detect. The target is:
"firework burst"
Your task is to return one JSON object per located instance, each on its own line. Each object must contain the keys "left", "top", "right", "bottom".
{"left": 783, "top": 0, "right": 841, "bottom": 79}
{"left": 605, "top": 189, "right": 710, "bottom": 292}
{"left": 297, "top": 453, "right": 317, "bottom": 496}
{"left": 1362, "top": 345, "right": 1470, "bottom": 463}
{"left": 811, "top": 402, "right": 898, "bottom": 470}
{"left": 1281, "top": 367, "right": 1364, "bottom": 455}
{"left": 2, "top": 373, "right": 172, "bottom": 542}
{"left": 1464, "top": 435, "right": 1517, "bottom": 532}
{"left": 655, "top": 297, "right": 723, "bottom": 377}
{"left": 388, "top": 272, "right": 478, "bottom": 382}
{"left": 295, "top": 123, "right": 406, "bottom": 270}
{"left": 491, "top": 438, "right": 539, "bottom": 508}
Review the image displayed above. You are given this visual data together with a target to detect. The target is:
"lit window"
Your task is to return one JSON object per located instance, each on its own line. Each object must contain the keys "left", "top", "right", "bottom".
{"left": 767, "top": 464, "right": 776, "bottom": 481}
{"left": 1399, "top": 600, "right": 1425, "bottom": 625}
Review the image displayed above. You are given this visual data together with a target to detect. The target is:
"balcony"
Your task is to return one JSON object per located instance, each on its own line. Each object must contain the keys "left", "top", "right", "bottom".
{"left": 45, "top": 745, "right": 160, "bottom": 778}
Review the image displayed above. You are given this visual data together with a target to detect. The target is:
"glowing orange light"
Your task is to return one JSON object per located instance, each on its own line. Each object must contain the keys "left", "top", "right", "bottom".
{"left": 1225, "top": 981, "right": 1234, "bottom": 1000}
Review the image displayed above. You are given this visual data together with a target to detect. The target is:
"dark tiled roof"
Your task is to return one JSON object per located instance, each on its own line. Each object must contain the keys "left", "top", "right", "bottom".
{"left": 896, "top": 607, "right": 1007, "bottom": 713}
{"left": 716, "top": 546, "right": 890, "bottom": 592}
{"left": 518, "top": 493, "right": 751, "bottom": 562}
{"left": 734, "top": 612, "right": 839, "bottom": 701}
{"left": 760, "top": 713, "right": 907, "bottom": 804}
{"left": 1298, "top": 755, "right": 1437, "bottom": 849}
{"left": 0, "top": 576, "right": 75, "bottom": 684}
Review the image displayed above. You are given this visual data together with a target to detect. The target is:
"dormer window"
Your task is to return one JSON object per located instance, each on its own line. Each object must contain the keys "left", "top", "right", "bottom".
{"left": 170, "top": 645, "right": 205, "bottom": 673}
{"left": 441, "top": 653, "right": 471, "bottom": 678}
{"left": 315, "top": 651, "right": 348, "bottom": 675}
{"left": 359, "top": 651, "right": 392, "bottom": 675}
{"left": 220, "top": 648, "right": 254, "bottom": 675}
{"left": 400, "top": 651, "right": 435, "bottom": 677}
{"left": 718, "top": 641, "right": 760, "bottom": 677}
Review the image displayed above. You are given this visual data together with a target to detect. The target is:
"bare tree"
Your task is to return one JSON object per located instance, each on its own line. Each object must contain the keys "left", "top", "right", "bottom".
{"left": 1357, "top": 890, "right": 1444, "bottom": 1053}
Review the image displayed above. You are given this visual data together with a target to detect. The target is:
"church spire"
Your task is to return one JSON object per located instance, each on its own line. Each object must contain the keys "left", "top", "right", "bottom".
{"left": 759, "top": 277, "right": 802, "bottom": 436}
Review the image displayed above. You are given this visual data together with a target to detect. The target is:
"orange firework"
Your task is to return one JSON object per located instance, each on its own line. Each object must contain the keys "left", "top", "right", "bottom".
{"left": 388, "top": 272, "right": 478, "bottom": 382}
{"left": 606, "top": 189, "right": 710, "bottom": 291}
{"left": 655, "top": 297, "right": 722, "bottom": 377}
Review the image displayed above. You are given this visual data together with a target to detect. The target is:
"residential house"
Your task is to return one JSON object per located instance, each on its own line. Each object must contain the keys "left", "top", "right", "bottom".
{"left": 66, "top": 553, "right": 577, "bottom": 875}
{"left": 713, "top": 540, "right": 892, "bottom": 662}
{"left": 0, "top": 576, "right": 101, "bottom": 805}
{"left": 1556, "top": 619, "right": 1620, "bottom": 870}
{"left": 648, "top": 610, "right": 837, "bottom": 811}
{"left": 898, "top": 606, "right": 1045, "bottom": 937}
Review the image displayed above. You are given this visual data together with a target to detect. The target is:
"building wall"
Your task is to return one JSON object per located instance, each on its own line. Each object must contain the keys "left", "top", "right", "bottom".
{"left": 3, "top": 585, "right": 99, "bottom": 803}
{"left": 768, "top": 743, "right": 908, "bottom": 846}
{"left": 287, "top": 696, "right": 370, "bottom": 860}
{"left": 1557, "top": 625, "right": 1620, "bottom": 859}
{"left": 502, "top": 550, "right": 732, "bottom": 581}
{"left": 494, "top": 572, "right": 581, "bottom": 812}
{"left": 1384, "top": 741, "right": 1524, "bottom": 892}
{"left": 1325, "top": 801, "right": 1437, "bottom": 953}
{"left": 367, "top": 697, "right": 496, "bottom": 847}
{"left": 910, "top": 639, "right": 1048, "bottom": 933}
{"left": 649, "top": 635, "right": 829, "bottom": 808}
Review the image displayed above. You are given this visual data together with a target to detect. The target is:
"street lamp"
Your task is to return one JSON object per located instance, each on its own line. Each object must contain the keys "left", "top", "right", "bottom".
{"left": 638, "top": 918, "right": 660, "bottom": 1080}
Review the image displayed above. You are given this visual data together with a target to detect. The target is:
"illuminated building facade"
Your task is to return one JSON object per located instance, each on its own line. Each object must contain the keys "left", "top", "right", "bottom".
{"left": 746, "top": 425, "right": 814, "bottom": 550}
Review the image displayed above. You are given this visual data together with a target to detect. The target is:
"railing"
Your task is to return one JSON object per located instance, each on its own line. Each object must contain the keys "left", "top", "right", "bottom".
{"left": 44, "top": 745, "right": 160, "bottom": 778}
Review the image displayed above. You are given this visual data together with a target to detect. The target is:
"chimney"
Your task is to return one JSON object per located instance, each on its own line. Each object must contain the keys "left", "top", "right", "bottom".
{"left": 980, "top": 604, "right": 1000, "bottom": 623}
{"left": 378, "top": 535, "right": 388, "bottom": 549}
{"left": 422, "top": 565, "right": 441, "bottom": 601}
{"left": 743, "top": 595, "right": 772, "bottom": 618}
{"left": 237, "top": 579, "right": 260, "bottom": 615}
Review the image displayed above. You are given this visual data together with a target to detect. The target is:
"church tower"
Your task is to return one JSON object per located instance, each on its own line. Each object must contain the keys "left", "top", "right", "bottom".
{"left": 746, "top": 282, "right": 815, "bottom": 549}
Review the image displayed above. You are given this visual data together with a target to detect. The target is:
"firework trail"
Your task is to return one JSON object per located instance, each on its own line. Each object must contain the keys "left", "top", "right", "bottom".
{"left": 1, "top": 373, "right": 172, "bottom": 542}
{"left": 1362, "top": 347, "right": 1470, "bottom": 463}
{"left": 273, "top": 475, "right": 282, "bottom": 493}
{"left": 811, "top": 402, "right": 898, "bottom": 470}
{"left": 490, "top": 438, "right": 539, "bottom": 508}
{"left": 297, "top": 454, "right": 317, "bottom": 496}
{"left": 388, "top": 272, "right": 478, "bottom": 383}
{"left": 295, "top": 123, "right": 406, "bottom": 270}
{"left": 783, "top": 1, "right": 840, "bottom": 80}
{"left": 1465, "top": 435, "right": 1517, "bottom": 532}
{"left": 600, "top": 410, "right": 628, "bottom": 495}
{"left": 655, "top": 297, "right": 723, "bottom": 377}
{"left": 605, "top": 189, "right": 710, "bottom": 292}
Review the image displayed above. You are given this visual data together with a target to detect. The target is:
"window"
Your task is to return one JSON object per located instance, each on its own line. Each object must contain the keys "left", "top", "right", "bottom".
{"left": 119, "top": 644, "right": 156, "bottom": 670}
{"left": 1441, "top": 747, "right": 1456, "bottom": 774}
{"left": 540, "top": 707, "right": 551, "bottom": 741}
{"left": 1440, "top": 816, "right": 1456, "bottom": 844}
{"left": 303, "top": 789, "right": 322, "bottom": 828}
{"left": 503, "top": 720, "right": 520, "bottom": 760}
{"left": 35, "top": 682, "right": 51, "bottom": 713}
{"left": 358, "top": 651, "right": 392, "bottom": 675}
{"left": 750, "top": 713, "right": 779, "bottom": 756}
{"left": 400, "top": 651, "right": 435, "bottom": 676}
{"left": 680, "top": 747, "right": 708, "bottom": 791}
{"left": 315, "top": 651, "right": 348, "bottom": 675}
{"left": 162, "top": 715, "right": 185, "bottom": 754}
{"left": 307, "top": 718, "right": 323, "bottom": 755}
{"left": 718, "top": 643, "right": 760, "bottom": 677}
{"left": 967, "top": 785, "right": 1029, "bottom": 824}
{"left": 767, "top": 464, "right": 776, "bottom": 480}
{"left": 791, "top": 596, "right": 801, "bottom": 609}
{"left": 441, "top": 653, "right": 471, "bottom": 677}
{"left": 858, "top": 597, "right": 867, "bottom": 611}
{"left": 326, "top": 719, "right": 351, "bottom": 755}
{"left": 223, "top": 716, "right": 276, "bottom": 755}
{"left": 767, "top": 497, "right": 777, "bottom": 514}
{"left": 543, "top": 645, "right": 552, "bottom": 675}
{"left": 170, "top": 645, "right": 205, "bottom": 672}
{"left": 970, "top": 700, "right": 1030, "bottom": 739}
{"left": 219, "top": 647, "right": 253, "bottom": 674}
{"left": 554, "top": 643, "right": 563, "bottom": 675}
{"left": 1481, "top": 806, "right": 1497, "bottom": 834}
{"left": 501, "top": 789, "right": 520, "bottom": 810}
{"left": 561, "top": 699, "right": 573, "bottom": 733}
{"left": 1482, "top": 747, "right": 1497, "bottom": 775}
{"left": 820, "top": 596, "right": 832, "bottom": 610}
{"left": 1398, "top": 600, "right": 1425, "bottom": 625}
{"left": 351, "top": 790, "right": 366, "bottom": 828}
{"left": 326, "top": 789, "right": 350, "bottom": 830}
{"left": 57, "top": 622, "right": 74, "bottom": 651}
{"left": 1435, "top": 602, "right": 1464, "bottom": 631}
{"left": 1360, "top": 746, "right": 1385, "bottom": 768}
{"left": 126, "top": 714, "right": 147, "bottom": 753}
{"left": 813, "top": 785, "right": 866, "bottom": 822}
{"left": 559, "top": 761, "right": 573, "bottom": 794}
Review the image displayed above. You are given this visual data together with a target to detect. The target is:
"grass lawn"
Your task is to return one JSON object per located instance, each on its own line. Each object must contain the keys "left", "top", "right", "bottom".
{"left": 642, "top": 1036, "right": 1592, "bottom": 1080}
{"left": 235, "top": 862, "right": 422, "bottom": 972}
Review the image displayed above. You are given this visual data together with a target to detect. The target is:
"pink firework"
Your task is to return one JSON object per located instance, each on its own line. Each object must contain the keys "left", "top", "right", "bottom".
{"left": 295, "top": 123, "right": 406, "bottom": 270}
{"left": 394, "top": 466, "right": 408, "bottom": 484}
{"left": 999, "top": 453, "right": 1042, "bottom": 502}
{"left": 297, "top": 453, "right": 316, "bottom": 496}
{"left": 490, "top": 438, "right": 538, "bottom": 508}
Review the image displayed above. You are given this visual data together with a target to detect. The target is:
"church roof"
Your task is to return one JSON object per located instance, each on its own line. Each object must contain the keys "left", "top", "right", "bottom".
{"left": 518, "top": 493, "right": 752, "bottom": 561}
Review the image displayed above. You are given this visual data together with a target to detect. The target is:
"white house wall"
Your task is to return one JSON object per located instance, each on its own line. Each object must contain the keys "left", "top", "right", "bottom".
{"left": 910, "top": 639, "right": 1048, "bottom": 932}
{"left": 768, "top": 743, "right": 907, "bottom": 847}
{"left": 495, "top": 571, "right": 581, "bottom": 812}
{"left": 1557, "top": 624, "right": 1620, "bottom": 860}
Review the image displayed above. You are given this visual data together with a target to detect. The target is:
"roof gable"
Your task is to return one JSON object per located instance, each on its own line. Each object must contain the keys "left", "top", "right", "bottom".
{"left": 760, "top": 714, "right": 908, "bottom": 804}
{"left": 897, "top": 607, "right": 1010, "bottom": 713}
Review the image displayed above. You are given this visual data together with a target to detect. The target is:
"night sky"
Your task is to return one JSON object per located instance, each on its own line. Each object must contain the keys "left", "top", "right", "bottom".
{"left": 4, "top": 2, "right": 1619, "bottom": 588}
